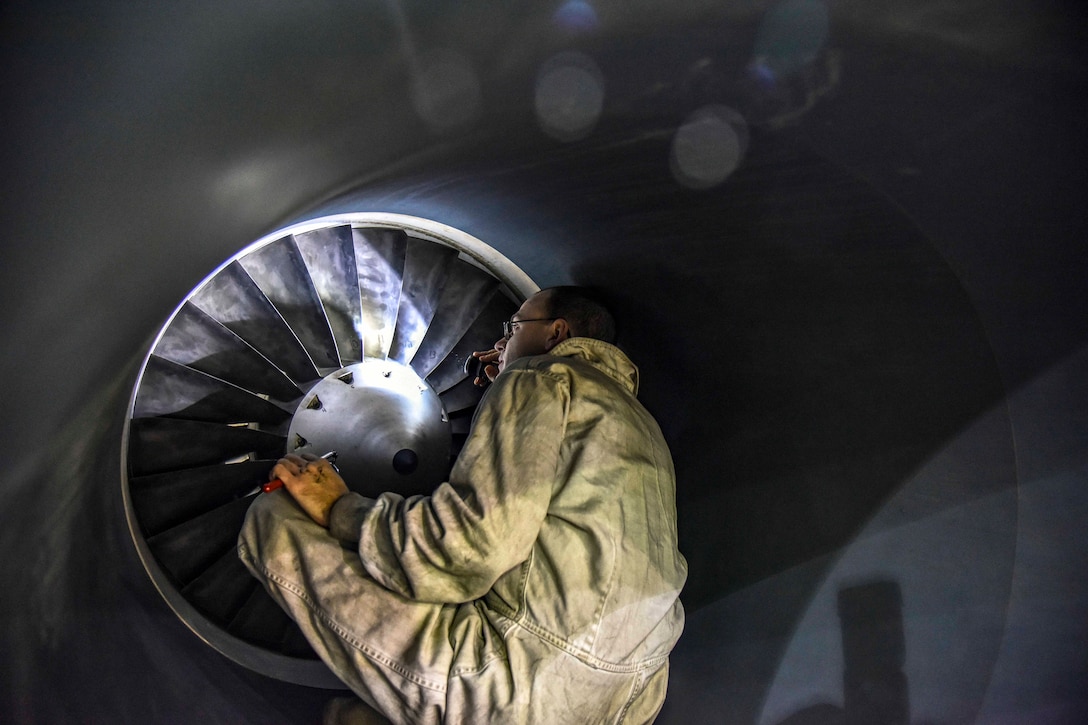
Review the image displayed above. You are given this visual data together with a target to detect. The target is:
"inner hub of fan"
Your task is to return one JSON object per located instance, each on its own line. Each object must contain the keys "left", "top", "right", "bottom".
{"left": 287, "top": 359, "right": 451, "bottom": 498}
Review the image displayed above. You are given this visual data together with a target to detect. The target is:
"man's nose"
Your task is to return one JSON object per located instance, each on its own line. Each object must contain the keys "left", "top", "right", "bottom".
{"left": 495, "top": 337, "right": 507, "bottom": 351}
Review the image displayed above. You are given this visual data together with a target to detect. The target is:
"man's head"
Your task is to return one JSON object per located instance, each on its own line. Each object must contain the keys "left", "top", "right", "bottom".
{"left": 496, "top": 286, "right": 616, "bottom": 372}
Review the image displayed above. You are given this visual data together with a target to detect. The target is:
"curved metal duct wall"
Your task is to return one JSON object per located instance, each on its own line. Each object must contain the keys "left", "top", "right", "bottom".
{"left": 2, "top": 2, "right": 1086, "bottom": 723}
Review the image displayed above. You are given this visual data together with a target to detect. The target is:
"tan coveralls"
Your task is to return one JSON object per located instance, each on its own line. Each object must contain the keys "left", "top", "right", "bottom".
{"left": 239, "top": 337, "right": 688, "bottom": 724}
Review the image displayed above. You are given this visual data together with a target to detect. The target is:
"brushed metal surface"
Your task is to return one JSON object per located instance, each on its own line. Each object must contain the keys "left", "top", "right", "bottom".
{"left": 127, "top": 418, "right": 287, "bottom": 476}
{"left": 352, "top": 226, "right": 408, "bottom": 360}
{"left": 293, "top": 225, "right": 364, "bottom": 366}
{"left": 409, "top": 260, "right": 499, "bottom": 379}
{"left": 387, "top": 238, "right": 457, "bottom": 364}
{"left": 192, "top": 262, "right": 321, "bottom": 386}
{"left": 154, "top": 302, "right": 302, "bottom": 402}
{"left": 287, "top": 359, "right": 450, "bottom": 500}
{"left": 129, "top": 460, "right": 274, "bottom": 536}
{"left": 426, "top": 290, "right": 515, "bottom": 394}
{"left": 133, "top": 356, "right": 292, "bottom": 426}
{"left": 239, "top": 235, "right": 340, "bottom": 370}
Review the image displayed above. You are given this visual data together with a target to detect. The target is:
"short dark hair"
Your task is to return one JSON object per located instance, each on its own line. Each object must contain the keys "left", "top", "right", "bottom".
{"left": 542, "top": 286, "right": 617, "bottom": 344}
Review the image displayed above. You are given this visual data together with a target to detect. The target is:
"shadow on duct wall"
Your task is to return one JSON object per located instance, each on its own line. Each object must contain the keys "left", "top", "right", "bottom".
{"left": 570, "top": 133, "right": 1008, "bottom": 610}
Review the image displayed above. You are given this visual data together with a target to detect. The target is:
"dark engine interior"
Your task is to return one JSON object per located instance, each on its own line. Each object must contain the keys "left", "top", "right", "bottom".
{"left": 2, "top": 1, "right": 1086, "bottom": 722}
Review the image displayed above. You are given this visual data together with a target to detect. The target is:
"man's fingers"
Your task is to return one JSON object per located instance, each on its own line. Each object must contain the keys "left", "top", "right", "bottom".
{"left": 474, "top": 363, "right": 500, "bottom": 387}
{"left": 471, "top": 348, "right": 502, "bottom": 387}
{"left": 270, "top": 460, "right": 293, "bottom": 482}
{"left": 271, "top": 454, "right": 310, "bottom": 481}
{"left": 275, "top": 459, "right": 350, "bottom": 527}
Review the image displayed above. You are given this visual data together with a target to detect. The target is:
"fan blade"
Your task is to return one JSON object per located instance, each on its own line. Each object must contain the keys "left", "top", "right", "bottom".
{"left": 154, "top": 302, "right": 301, "bottom": 402}
{"left": 388, "top": 239, "right": 457, "bottom": 364}
{"left": 146, "top": 496, "right": 255, "bottom": 585}
{"left": 239, "top": 235, "right": 340, "bottom": 370}
{"left": 181, "top": 547, "right": 259, "bottom": 624}
{"left": 439, "top": 376, "right": 486, "bottom": 415}
{"left": 410, "top": 261, "right": 499, "bottom": 379}
{"left": 128, "top": 418, "right": 285, "bottom": 476}
{"left": 129, "top": 460, "right": 273, "bottom": 536}
{"left": 449, "top": 411, "right": 473, "bottom": 437}
{"left": 353, "top": 227, "right": 408, "bottom": 359}
{"left": 425, "top": 289, "right": 515, "bottom": 393}
{"left": 191, "top": 261, "right": 320, "bottom": 386}
{"left": 134, "top": 356, "right": 292, "bottom": 426}
{"left": 228, "top": 586, "right": 294, "bottom": 648}
{"left": 294, "top": 225, "right": 363, "bottom": 366}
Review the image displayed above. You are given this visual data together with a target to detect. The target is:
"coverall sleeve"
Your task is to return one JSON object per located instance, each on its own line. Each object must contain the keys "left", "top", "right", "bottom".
{"left": 343, "top": 366, "right": 569, "bottom": 603}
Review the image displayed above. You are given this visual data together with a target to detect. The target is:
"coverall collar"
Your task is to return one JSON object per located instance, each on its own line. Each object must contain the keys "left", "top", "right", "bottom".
{"left": 549, "top": 337, "right": 640, "bottom": 395}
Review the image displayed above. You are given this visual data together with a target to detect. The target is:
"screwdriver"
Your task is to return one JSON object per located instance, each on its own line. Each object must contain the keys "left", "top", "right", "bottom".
{"left": 260, "top": 450, "right": 339, "bottom": 494}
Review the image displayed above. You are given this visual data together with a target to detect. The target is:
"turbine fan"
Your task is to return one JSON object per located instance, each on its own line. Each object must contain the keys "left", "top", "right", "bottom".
{"left": 122, "top": 214, "right": 535, "bottom": 686}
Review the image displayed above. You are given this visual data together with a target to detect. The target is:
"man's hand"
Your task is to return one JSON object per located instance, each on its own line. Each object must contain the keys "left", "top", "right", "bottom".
{"left": 471, "top": 348, "right": 501, "bottom": 387}
{"left": 269, "top": 453, "right": 349, "bottom": 527}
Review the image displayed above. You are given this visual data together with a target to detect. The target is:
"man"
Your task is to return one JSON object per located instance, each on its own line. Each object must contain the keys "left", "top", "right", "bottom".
{"left": 238, "top": 286, "right": 687, "bottom": 724}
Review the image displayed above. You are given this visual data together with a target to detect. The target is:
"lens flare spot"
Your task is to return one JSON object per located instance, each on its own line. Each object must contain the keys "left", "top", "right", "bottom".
{"left": 410, "top": 49, "right": 482, "bottom": 132}
{"left": 535, "top": 52, "right": 605, "bottom": 142}
{"left": 752, "top": 0, "right": 830, "bottom": 78}
{"left": 670, "top": 106, "right": 750, "bottom": 189}
{"left": 553, "top": 0, "right": 599, "bottom": 33}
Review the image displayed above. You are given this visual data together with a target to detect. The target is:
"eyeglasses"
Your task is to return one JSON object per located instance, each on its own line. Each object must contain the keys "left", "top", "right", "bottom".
{"left": 502, "top": 317, "right": 558, "bottom": 339}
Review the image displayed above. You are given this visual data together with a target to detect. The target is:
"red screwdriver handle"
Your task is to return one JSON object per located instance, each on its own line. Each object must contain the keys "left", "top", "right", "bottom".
{"left": 260, "top": 450, "right": 338, "bottom": 494}
{"left": 262, "top": 479, "right": 285, "bottom": 494}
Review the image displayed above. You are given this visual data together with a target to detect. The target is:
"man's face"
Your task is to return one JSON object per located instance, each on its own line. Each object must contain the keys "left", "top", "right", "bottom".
{"left": 497, "top": 291, "right": 555, "bottom": 373}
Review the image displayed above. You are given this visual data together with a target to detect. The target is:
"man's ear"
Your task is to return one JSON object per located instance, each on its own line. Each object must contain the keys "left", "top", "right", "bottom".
{"left": 543, "top": 318, "right": 572, "bottom": 352}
